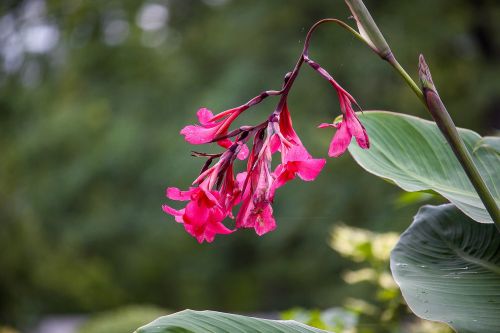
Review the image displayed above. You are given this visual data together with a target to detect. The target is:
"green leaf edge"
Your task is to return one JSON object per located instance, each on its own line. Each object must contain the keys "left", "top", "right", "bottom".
{"left": 135, "top": 309, "right": 332, "bottom": 333}
{"left": 349, "top": 110, "right": 499, "bottom": 224}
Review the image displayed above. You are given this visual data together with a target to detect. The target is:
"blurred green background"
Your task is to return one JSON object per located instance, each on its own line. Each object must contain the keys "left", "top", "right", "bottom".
{"left": 0, "top": 0, "right": 498, "bottom": 331}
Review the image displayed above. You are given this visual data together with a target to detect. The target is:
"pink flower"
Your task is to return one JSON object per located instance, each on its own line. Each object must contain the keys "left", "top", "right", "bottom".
{"left": 269, "top": 105, "right": 326, "bottom": 192}
{"left": 272, "top": 145, "right": 326, "bottom": 194}
{"left": 218, "top": 138, "right": 249, "bottom": 160}
{"left": 319, "top": 104, "right": 369, "bottom": 157}
{"left": 236, "top": 139, "right": 276, "bottom": 235}
{"left": 162, "top": 186, "right": 233, "bottom": 243}
{"left": 278, "top": 103, "right": 302, "bottom": 146}
{"left": 237, "top": 197, "right": 276, "bottom": 236}
{"left": 304, "top": 56, "right": 369, "bottom": 157}
{"left": 217, "top": 164, "right": 244, "bottom": 218}
{"left": 180, "top": 107, "right": 243, "bottom": 145}
{"left": 163, "top": 141, "right": 249, "bottom": 242}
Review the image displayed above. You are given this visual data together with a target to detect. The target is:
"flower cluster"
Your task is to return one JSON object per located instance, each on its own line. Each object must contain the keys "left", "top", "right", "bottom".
{"left": 163, "top": 52, "right": 369, "bottom": 243}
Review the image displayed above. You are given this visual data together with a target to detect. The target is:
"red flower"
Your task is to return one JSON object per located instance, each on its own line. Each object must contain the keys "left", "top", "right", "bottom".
{"left": 236, "top": 142, "right": 277, "bottom": 236}
{"left": 162, "top": 186, "right": 233, "bottom": 243}
{"left": 319, "top": 104, "right": 369, "bottom": 157}
{"left": 180, "top": 107, "right": 243, "bottom": 145}
{"left": 272, "top": 145, "right": 326, "bottom": 195}
{"left": 304, "top": 56, "right": 369, "bottom": 157}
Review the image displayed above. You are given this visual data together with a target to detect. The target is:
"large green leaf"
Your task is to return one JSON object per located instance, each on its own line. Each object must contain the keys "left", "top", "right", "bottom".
{"left": 390, "top": 204, "right": 500, "bottom": 333}
{"left": 348, "top": 111, "right": 499, "bottom": 223}
{"left": 135, "top": 310, "right": 331, "bottom": 333}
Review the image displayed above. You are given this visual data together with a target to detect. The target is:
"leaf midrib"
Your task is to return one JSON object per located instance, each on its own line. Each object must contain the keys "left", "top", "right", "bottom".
{"left": 427, "top": 221, "right": 500, "bottom": 275}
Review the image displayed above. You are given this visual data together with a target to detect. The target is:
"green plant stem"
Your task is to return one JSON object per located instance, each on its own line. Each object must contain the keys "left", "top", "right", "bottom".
{"left": 386, "top": 56, "right": 425, "bottom": 105}
{"left": 418, "top": 56, "right": 500, "bottom": 228}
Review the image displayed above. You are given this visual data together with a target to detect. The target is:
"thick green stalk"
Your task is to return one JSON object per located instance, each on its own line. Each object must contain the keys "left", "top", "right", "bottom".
{"left": 387, "top": 57, "right": 425, "bottom": 105}
{"left": 419, "top": 55, "right": 500, "bottom": 228}
{"left": 344, "top": 0, "right": 391, "bottom": 59}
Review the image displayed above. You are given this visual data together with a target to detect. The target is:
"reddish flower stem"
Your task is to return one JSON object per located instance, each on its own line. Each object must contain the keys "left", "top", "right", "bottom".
{"left": 274, "top": 19, "right": 358, "bottom": 113}
{"left": 204, "top": 18, "right": 357, "bottom": 145}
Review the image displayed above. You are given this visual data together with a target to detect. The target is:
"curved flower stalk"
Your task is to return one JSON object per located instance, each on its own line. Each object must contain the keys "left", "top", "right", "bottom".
{"left": 163, "top": 19, "right": 372, "bottom": 243}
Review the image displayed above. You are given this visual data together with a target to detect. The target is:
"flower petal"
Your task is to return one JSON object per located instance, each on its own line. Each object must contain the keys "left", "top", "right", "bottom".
{"left": 162, "top": 205, "right": 185, "bottom": 223}
{"left": 236, "top": 172, "right": 248, "bottom": 189}
{"left": 196, "top": 108, "right": 215, "bottom": 126}
{"left": 217, "top": 138, "right": 232, "bottom": 149}
{"left": 166, "top": 187, "right": 193, "bottom": 201}
{"left": 208, "top": 221, "right": 234, "bottom": 235}
{"left": 296, "top": 158, "right": 326, "bottom": 181}
{"left": 329, "top": 121, "right": 352, "bottom": 157}
{"left": 270, "top": 166, "right": 294, "bottom": 197}
{"left": 254, "top": 205, "right": 276, "bottom": 236}
{"left": 270, "top": 134, "right": 281, "bottom": 154}
{"left": 345, "top": 110, "right": 369, "bottom": 149}
{"left": 318, "top": 123, "right": 335, "bottom": 129}
{"left": 279, "top": 104, "right": 302, "bottom": 145}
{"left": 237, "top": 144, "right": 249, "bottom": 160}
{"left": 183, "top": 199, "right": 209, "bottom": 225}
{"left": 180, "top": 125, "right": 218, "bottom": 144}
{"left": 283, "top": 145, "right": 311, "bottom": 163}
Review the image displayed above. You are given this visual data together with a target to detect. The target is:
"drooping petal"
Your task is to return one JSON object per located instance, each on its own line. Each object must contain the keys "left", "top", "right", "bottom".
{"left": 196, "top": 108, "right": 216, "bottom": 126}
{"left": 283, "top": 145, "right": 311, "bottom": 163}
{"left": 166, "top": 187, "right": 193, "bottom": 201}
{"left": 177, "top": 187, "right": 231, "bottom": 243}
{"left": 162, "top": 205, "right": 185, "bottom": 223}
{"left": 270, "top": 144, "right": 325, "bottom": 195}
{"left": 183, "top": 222, "right": 207, "bottom": 243}
{"left": 199, "top": 188, "right": 220, "bottom": 208}
{"left": 270, "top": 165, "right": 295, "bottom": 196}
{"left": 183, "top": 198, "right": 209, "bottom": 226}
{"left": 328, "top": 121, "right": 352, "bottom": 157}
{"left": 345, "top": 109, "right": 369, "bottom": 149}
{"left": 253, "top": 205, "right": 276, "bottom": 236}
{"left": 295, "top": 158, "right": 326, "bottom": 181}
{"left": 181, "top": 107, "right": 243, "bottom": 145}
{"left": 180, "top": 125, "right": 219, "bottom": 144}
{"left": 235, "top": 193, "right": 254, "bottom": 229}
{"left": 206, "top": 205, "right": 233, "bottom": 237}
{"left": 207, "top": 220, "right": 234, "bottom": 235}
